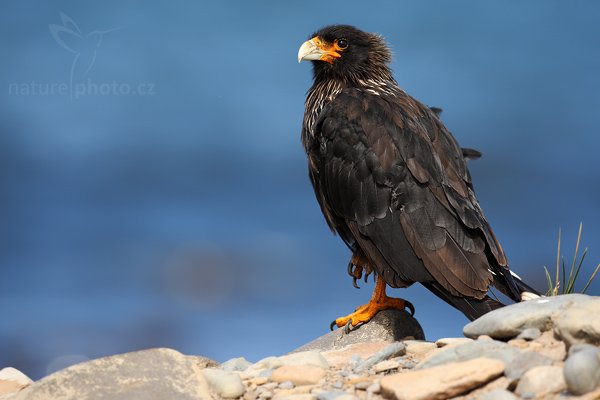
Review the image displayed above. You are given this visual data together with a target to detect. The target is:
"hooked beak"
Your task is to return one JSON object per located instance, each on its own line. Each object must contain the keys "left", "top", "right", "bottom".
{"left": 297, "top": 37, "right": 341, "bottom": 64}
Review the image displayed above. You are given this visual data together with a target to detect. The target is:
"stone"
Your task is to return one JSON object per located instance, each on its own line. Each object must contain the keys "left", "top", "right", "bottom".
{"left": 554, "top": 297, "right": 600, "bottom": 348}
{"left": 403, "top": 340, "right": 437, "bottom": 357}
{"left": 451, "top": 376, "right": 511, "bottom": 400}
{"left": 514, "top": 365, "right": 566, "bottom": 398}
{"left": 278, "top": 351, "right": 329, "bottom": 369}
{"left": 380, "top": 357, "right": 504, "bottom": 400}
{"left": 435, "top": 338, "right": 473, "bottom": 348}
{"left": 480, "top": 389, "right": 518, "bottom": 400}
{"left": 417, "top": 339, "right": 516, "bottom": 370}
{"left": 463, "top": 294, "right": 592, "bottom": 339}
{"left": 220, "top": 356, "right": 252, "bottom": 372}
{"left": 12, "top": 348, "right": 214, "bottom": 400}
{"left": 321, "top": 342, "right": 390, "bottom": 368}
{"left": 279, "top": 381, "right": 295, "bottom": 390}
{"left": 271, "top": 365, "right": 326, "bottom": 386}
{"left": 202, "top": 368, "right": 245, "bottom": 398}
{"left": 293, "top": 309, "right": 424, "bottom": 354}
{"left": 503, "top": 351, "right": 553, "bottom": 381}
{"left": 314, "top": 392, "right": 355, "bottom": 400}
{"left": 354, "top": 342, "right": 405, "bottom": 372}
{"left": 373, "top": 359, "right": 401, "bottom": 373}
{"left": 0, "top": 368, "right": 32, "bottom": 396}
{"left": 272, "top": 395, "right": 314, "bottom": 400}
{"left": 516, "top": 328, "right": 541, "bottom": 341}
{"left": 564, "top": 344, "right": 600, "bottom": 395}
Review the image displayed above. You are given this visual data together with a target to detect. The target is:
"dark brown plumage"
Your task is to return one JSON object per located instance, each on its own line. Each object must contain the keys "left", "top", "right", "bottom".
{"left": 298, "top": 25, "right": 538, "bottom": 322}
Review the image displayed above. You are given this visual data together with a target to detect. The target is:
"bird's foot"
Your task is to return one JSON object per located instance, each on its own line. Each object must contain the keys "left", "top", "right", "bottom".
{"left": 330, "top": 276, "right": 415, "bottom": 332}
{"left": 347, "top": 251, "right": 373, "bottom": 289}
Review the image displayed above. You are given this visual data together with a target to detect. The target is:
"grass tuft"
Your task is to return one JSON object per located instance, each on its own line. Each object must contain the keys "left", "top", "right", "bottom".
{"left": 545, "top": 223, "right": 600, "bottom": 296}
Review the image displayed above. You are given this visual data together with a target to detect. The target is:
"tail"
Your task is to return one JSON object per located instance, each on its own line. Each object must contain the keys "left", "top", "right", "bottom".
{"left": 423, "top": 269, "right": 541, "bottom": 321}
{"left": 493, "top": 267, "right": 542, "bottom": 302}
{"left": 422, "top": 282, "right": 505, "bottom": 321}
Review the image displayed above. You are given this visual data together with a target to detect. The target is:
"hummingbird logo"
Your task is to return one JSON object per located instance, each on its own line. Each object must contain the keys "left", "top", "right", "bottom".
{"left": 49, "top": 12, "right": 121, "bottom": 86}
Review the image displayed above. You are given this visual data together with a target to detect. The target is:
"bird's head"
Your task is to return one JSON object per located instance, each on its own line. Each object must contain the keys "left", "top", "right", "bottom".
{"left": 298, "top": 25, "right": 393, "bottom": 83}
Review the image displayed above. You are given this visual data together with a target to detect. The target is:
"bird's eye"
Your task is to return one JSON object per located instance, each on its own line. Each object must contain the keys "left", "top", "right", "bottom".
{"left": 336, "top": 38, "right": 348, "bottom": 50}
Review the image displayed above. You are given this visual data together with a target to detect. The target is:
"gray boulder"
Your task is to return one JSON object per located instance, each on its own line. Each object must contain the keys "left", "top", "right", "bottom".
{"left": 463, "top": 294, "right": 592, "bottom": 340}
{"left": 12, "top": 348, "right": 216, "bottom": 400}
{"left": 293, "top": 309, "right": 424, "bottom": 353}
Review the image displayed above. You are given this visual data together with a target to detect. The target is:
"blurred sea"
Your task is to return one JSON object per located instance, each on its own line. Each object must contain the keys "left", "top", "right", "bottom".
{"left": 1, "top": 1, "right": 599, "bottom": 379}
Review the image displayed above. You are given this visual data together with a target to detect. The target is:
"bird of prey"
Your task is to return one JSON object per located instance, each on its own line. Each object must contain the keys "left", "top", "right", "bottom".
{"left": 297, "top": 25, "right": 538, "bottom": 330}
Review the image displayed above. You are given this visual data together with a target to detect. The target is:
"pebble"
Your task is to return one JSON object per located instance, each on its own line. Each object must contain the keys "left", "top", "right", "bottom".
{"left": 503, "top": 350, "right": 552, "bottom": 381}
{"left": 463, "top": 294, "right": 592, "bottom": 339}
{"left": 279, "top": 381, "right": 295, "bottom": 390}
{"left": 315, "top": 391, "right": 354, "bottom": 400}
{"left": 480, "top": 388, "right": 519, "bottom": 400}
{"left": 373, "top": 359, "right": 401, "bottom": 373}
{"left": 516, "top": 328, "right": 541, "bottom": 341}
{"left": 514, "top": 365, "right": 566, "bottom": 398}
{"left": 435, "top": 337, "right": 473, "bottom": 348}
{"left": 354, "top": 342, "right": 405, "bottom": 371}
{"left": 278, "top": 351, "right": 330, "bottom": 369}
{"left": 366, "top": 381, "right": 380, "bottom": 394}
{"left": 554, "top": 297, "right": 600, "bottom": 348}
{"left": 417, "top": 339, "right": 516, "bottom": 369}
{"left": 380, "top": 357, "right": 504, "bottom": 400}
{"left": 564, "top": 344, "right": 600, "bottom": 395}
{"left": 271, "top": 365, "right": 326, "bottom": 386}
{"left": 403, "top": 340, "right": 437, "bottom": 357}
{"left": 0, "top": 368, "right": 33, "bottom": 386}
{"left": 202, "top": 368, "right": 246, "bottom": 398}
{"left": 0, "top": 367, "right": 32, "bottom": 396}
{"left": 273, "top": 395, "right": 314, "bottom": 400}
{"left": 221, "top": 356, "right": 252, "bottom": 371}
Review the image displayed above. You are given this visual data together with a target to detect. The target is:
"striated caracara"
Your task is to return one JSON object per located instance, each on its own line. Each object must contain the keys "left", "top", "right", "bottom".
{"left": 297, "top": 25, "right": 538, "bottom": 331}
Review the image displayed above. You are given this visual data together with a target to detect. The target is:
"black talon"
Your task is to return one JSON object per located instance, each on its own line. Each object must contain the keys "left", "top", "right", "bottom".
{"left": 352, "top": 277, "right": 360, "bottom": 289}
{"left": 330, "top": 319, "right": 337, "bottom": 331}
{"left": 405, "top": 300, "right": 416, "bottom": 316}
{"left": 347, "top": 261, "right": 353, "bottom": 278}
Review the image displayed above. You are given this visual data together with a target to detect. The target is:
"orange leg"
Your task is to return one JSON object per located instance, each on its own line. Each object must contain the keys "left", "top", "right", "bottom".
{"left": 331, "top": 275, "right": 415, "bottom": 331}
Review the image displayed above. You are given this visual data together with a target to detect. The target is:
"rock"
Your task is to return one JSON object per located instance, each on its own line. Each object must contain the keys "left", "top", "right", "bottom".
{"left": 354, "top": 342, "right": 405, "bottom": 372}
{"left": 315, "top": 391, "right": 355, "bottom": 400}
{"left": 273, "top": 395, "right": 314, "bottom": 400}
{"left": 373, "top": 359, "right": 401, "bottom": 373}
{"left": 514, "top": 365, "right": 566, "bottom": 398}
{"left": 480, "top": 389, "right": 518, "bottom": 400}
{"left": 554, "top": 297, "right": 600, "bottom": 348}
{"left": 564, "top": 344, "right": 600, "bottom": 395}
{"left": 188, "top": 355, "right": 219, "bottom": 369}
{"left": 516, "top": 328, "right": 541, "bottom": 341}
{"left": 293, "top": 309, "right": 424, "bottom": 353}
{"left": 12, "top": 348, "right": 214, "bottom": 400}
{"left": 403, "top": 340, "right": 437, "bottom": 357}
{"left": 508, "top": 331, "right": 567, "bottom": 361}
{"left": 279, "top": 381, "right": 295, "bottom": 390}
{"left": 0, "top": 368, "right": 32, "bottom": 396}
{"left": 321, "top": 342, "right": 390, "bottom": 368}
{"left": 202, "top": 368, "right": 245, "bottom": 398}
{"left": 503, "top": 351, "right": 553, "bottom": 381}
{"left": 417, "top": 339, "right": 516, "bottom": 370}
{"left": 271, "top": 365, "right": 326, "bottom": 386}
{"left": 435, "top": 338, "right": 473, "bottom": 348}
{"left": 278, "top": 351, "right": 330, "bottom": 368}
{"left": 220, "top": 356, "right": 252, "bottom": 372}
{"left": 380, "top": 357, "right": 504, "bottom": 400}
{"left": 463, "top": 294, "right": 592, "bottom": 339}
